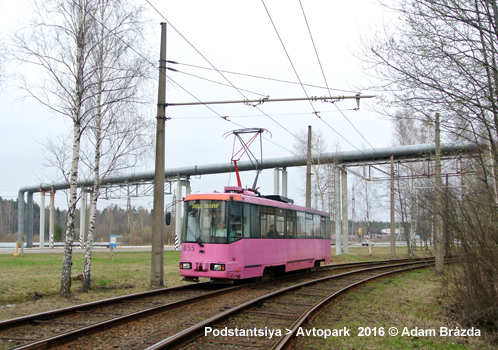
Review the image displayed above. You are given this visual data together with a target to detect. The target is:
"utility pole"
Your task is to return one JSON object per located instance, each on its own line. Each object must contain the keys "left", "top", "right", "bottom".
{"left": 306, "top": 125, "right": 312, "bottom": 208}
{"left": 40, "top": 191, "right": 45, "bottom": 249}
{"left": 435, "top": 113, "right": 444, "bottom": 275}
{"left": 351, "top": 184, "right": 355, "bottom": 242}
{"left": 334, "top": 167, "right": 341, "bottom": 254}
{"left": 50, "top": 188, "right": 55, "bottom": 248}
{"left": 390, "top": 155, "right": 396, "bottom": 259}
{"left": 341, "top": 168, "right": 348, "bottom": 254}
{"left": 151, "top": 23, "right": 167, "bottom": 288}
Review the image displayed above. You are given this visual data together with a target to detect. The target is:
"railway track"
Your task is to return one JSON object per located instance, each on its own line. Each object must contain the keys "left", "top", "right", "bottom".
{"left": 148, "top": 259, "right": 442, "bottom": 349}
{"left": 0, "top": 257, "right": 441, "bottom": 350}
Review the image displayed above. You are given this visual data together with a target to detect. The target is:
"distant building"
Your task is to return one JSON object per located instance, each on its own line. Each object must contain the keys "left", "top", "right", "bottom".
{"left": 380, "top": 228, "right": 401, "bottom": 237}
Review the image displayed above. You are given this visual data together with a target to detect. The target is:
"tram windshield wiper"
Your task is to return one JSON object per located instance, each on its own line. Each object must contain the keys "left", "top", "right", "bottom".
{"left": 196, "top": 236, "right": 204, "bottom": 247}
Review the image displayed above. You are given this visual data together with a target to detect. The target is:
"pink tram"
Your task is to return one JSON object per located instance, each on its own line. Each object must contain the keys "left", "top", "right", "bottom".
{"left": 179, "top": 186, "right": 331, "bottom": 282}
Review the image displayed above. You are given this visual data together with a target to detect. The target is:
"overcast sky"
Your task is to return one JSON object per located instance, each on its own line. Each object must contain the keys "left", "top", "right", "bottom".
{"left": 0, "top": 0, "right": 394, "bottom": 218}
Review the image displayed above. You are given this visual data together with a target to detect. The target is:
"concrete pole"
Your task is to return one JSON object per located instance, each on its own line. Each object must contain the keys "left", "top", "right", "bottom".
{"left": 151, "top": 23, "right": 167, "bottom": 288}
{"left": 335, "top": 167, "right": 341, "bottom": 255}
{"left": 40, "top": 192, "right": 45, "bottom": 248}
{"left": 79, "top": 191, "right": 86, "bottom": 249}
{"left": 17, "top": 191, "right": 24, "bottom": 245}
{"left": 50, "top": 189, "right": 55, "bottom": 248}
{"left": 186, "top": 179, "right": 191, "bottom": 195}
{"left": 175, "top": 181, "right": 182, "bottom": 250}
{"left": 435, "top": 113, "right": 444, "bottom": 275}
{"left": 27, "top": 192, "right": 33, "bottom": 248}
{"left": 341, "top": 169, "right": 349, "bottom": 254}
{"left": 282, "top": 167, "right": 288, "bottom": 197}
{"left": 274, "top": 168, "right": 280, "bottom": 195}
{"left": 306, "top": 125, "right": 312, "bottom": 208}
{"left": 390, "top": 155, "right": 396, "bottom": 259}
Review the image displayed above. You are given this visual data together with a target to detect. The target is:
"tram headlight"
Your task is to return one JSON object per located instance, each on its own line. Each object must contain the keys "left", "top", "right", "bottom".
{"left": 210, "top": 263, "right": 225, "bottom": 271}
{"left": 180, "top": 262, "right": 191, "bottom": 269}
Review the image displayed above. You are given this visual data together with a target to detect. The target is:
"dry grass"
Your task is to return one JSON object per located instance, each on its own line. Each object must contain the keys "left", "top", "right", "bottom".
{"left": 3, "top": 244, "right": 489, "bottom": 350}
{"left": 0, "top": 250, "right": 187, "bottom": 321}
{"left": 0, "top": 246, "right": 430, "bottom": 321}
{"left": 331, "top": 244, "right": 434, "bottom": 263}
{"left": 294, "top": 269, "right": 494, "bottom": 350}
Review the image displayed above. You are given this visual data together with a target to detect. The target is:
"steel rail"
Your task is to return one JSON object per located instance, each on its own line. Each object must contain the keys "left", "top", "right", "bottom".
{"left": 273, "top": 263, "right": 433, "bottom": 350}
{"left": 9, "top": 284, "right": 246, "bottom": 350}
{"left": 0, "top": 282, "right": 211, "bottom": 331}
{"left": 0, "top": 257, "right": 439, "bottom": 350}
{"left": 145, "top": 260, "right": 437, "bottom": 350}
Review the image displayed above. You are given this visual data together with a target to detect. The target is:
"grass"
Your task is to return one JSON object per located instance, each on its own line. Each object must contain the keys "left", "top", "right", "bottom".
{"left": 0, "top": 246, "right": 427, "bottom": 319}
{"left": 331, "top": 245, "right": 434, "bottom": 263}
{"left": 293, "top": 268, "right": 495, "bottom": 350}
{"left": 0, "top": 245, "right": 494, "bottom": 348}
{"left": 0, "top": 249, "right": 189, "bottom": 320}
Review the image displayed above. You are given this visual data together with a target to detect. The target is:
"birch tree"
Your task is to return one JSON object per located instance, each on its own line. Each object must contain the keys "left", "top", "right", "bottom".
{"left": 14, "top": 0, "right": 152, "bottom": 296}
{"left": 79, "top": 0, "right": 151, "bottom": 292}
{"left": 14, "top": 0, "right": 100, "bottom": 297}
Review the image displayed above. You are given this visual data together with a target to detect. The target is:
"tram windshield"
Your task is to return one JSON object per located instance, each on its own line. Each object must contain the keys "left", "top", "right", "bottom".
{"left": 183, "top": 200, "right": 227, "bottom": 244}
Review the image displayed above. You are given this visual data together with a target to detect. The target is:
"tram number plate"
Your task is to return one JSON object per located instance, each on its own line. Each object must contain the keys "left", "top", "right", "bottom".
{"left": 183, "top": 244, "right": 196, "bottom": 252}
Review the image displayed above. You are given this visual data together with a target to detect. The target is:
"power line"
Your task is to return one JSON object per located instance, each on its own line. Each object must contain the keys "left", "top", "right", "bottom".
{"left": 147, "top": 0, "right": 366, "bottom": 157}
{"left": 145, "top": 0, "right": 252, "bottom": 102}
{"left": 168, "top": 67, "right": 267, "bottom": 97}
{"left": 170, "top": 61, "right": 358, "bottom": 94}
{"left": 262, "top": 0, "right": 369, "bottom": 155}
{"left": 67, "top": 0, "right": 296, "bottom": 156}
{"left": 261, "top": 0, "right": 316, "bottom": 113}
{"left": 144, "top": 0, "right": 305, "bottom": 155}
{"left": 298, "top": 0, "right": 380, "bottom": 156}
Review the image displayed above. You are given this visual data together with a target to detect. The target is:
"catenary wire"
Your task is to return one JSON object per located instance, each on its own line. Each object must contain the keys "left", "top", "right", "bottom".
{"left": 262, "top": 0, "right": 367, "bottom": 155}
{"left": 167, "top": 67, "right": 268, "bottom": 97}
{"left": 68, "top": 0, "right": 297, "bottom": 156}
{"left": 170, "top": 61, "right": 358, "bottom": 94}
{"left": 298, "top": 0, "right": 381, "bottom": 157}
{"left": 145, "top": 0, "right": 309, "bottom": 153}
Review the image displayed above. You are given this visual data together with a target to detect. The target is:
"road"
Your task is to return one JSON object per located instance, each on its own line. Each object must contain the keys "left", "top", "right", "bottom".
{"left": 0, "top": 245, "right": 178, "bottom": 255}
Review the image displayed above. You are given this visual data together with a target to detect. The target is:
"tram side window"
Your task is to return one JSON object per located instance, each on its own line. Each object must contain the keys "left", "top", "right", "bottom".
{"left": 326, "top": 216, "right": 331, "bottom": 237}
{"left": 228, "top": 202, "right": 243, "bottom": 242}
{"left": 314, "top": 214, "right": 321, "bottom": 238}
{"left": 319, "top": 216, "right": 328, "bottom": 239}
{"left": 296, "top": 212, "right": 305, "bottom": 238}
{"left": 261, "top": 206, "right": 275, "bottom": 238}
{"left": 305, "top": 213, "right": 314, "bottom": 238}
{"left": 250, "top": 205, "right": 260, "bottom": 238}
{"left": 286, "top": 210, "right": 296, "bottom": 238}
{"left": 275, "top": 208, "right": 285, "bottom": 238}
{"left": 242, "top": 203, "right": 251, "bottom": 238}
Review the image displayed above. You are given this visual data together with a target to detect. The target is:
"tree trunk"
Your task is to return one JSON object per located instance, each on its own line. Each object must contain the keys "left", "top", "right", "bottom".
{"left": 60, "top": 121, "right": 81, "bottom": 297}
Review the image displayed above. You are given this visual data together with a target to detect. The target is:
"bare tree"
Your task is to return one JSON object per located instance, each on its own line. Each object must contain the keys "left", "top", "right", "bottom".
{"left": 14, "top": 0, "right": 102, "bottom": 297}
{"left": 390, "top": 109, "right": 433, "bottom": 256}
{"left": 14, "top": 0, "right": 152, "bottom": 296}
{"left": 361, "top": 0, "right": 498, "bottom": 330}
{"left": 293, "top": 128, "right": 340, "bottom": 212}
{"left": 79, "top": 0, "right": 152, "bottom": 292}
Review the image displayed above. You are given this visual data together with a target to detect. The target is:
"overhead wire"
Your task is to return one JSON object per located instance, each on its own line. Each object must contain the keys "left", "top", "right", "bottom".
{"left": 298, "top": 0, "right": 381, "bottom": 157}
{"left": 69, "top": 0, "right": 297, "bottom": 156}
{"left": 262, "top": 0, "right": 367, "bottom": 154}
{"left": 171, "top": 61, "right": 358, "bottom": 94}
{"left": 145, "top": 0, "right": 303, "bottom": 155}
{"left": 168, "top": 67, "right": 267, "bottom": 97}
{"left": 147, "top": 0, "right": 372, "bottom": 158}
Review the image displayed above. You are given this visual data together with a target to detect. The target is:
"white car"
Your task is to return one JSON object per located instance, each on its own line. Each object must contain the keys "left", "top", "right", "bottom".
{"left": 361, "top": 239, "right": 374, "bottom": 246}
